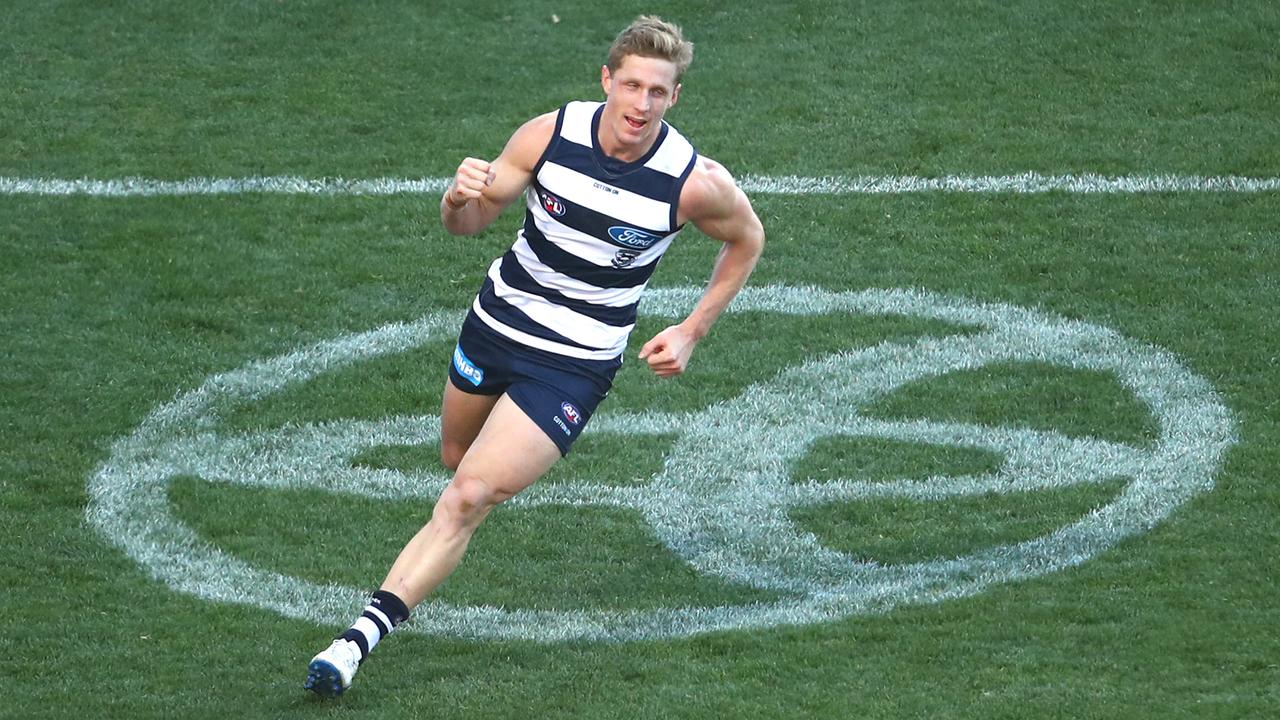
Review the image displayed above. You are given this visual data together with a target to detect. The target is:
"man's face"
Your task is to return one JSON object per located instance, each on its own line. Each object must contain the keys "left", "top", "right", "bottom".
{"left": 599, "top": 54, "right": 681, "bottom": 156}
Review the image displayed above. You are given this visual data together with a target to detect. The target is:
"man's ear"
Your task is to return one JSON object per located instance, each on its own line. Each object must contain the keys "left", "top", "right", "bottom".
{"left": 671, "top": 82, "right": 682, "bottom": 108}
{"left": 600, "top": 65, "right": 612, "bottom": 95}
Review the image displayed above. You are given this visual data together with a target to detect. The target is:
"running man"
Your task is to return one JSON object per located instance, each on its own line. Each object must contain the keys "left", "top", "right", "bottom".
{"left": 306, "top": 15, "right": 765, "bottom": 696}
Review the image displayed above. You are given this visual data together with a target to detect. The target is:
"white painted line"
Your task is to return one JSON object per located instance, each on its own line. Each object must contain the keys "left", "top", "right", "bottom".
{"left": 4, "top": 174, "right": 1280, "bottom": 197}
{"left": 737, "top": 173, "right": 1280, "bottom": 194}
{"left": 0, "top": 176, "right": 452, "bottom": 197}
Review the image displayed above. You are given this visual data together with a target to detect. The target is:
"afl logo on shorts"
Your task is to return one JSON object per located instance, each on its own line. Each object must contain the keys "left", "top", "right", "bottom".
{"left": 560, "top": 402, "right": 582, "bottom": 425}
{"left": 541, "top": 191, "right": 566, "bottom": 217}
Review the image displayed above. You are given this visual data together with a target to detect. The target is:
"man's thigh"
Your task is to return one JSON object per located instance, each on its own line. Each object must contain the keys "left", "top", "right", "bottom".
{"left": 455, "top": 394, "right": 562, "bottom": 499}
{"left": 440, "top": 380, "right": 501, "bottom": 469}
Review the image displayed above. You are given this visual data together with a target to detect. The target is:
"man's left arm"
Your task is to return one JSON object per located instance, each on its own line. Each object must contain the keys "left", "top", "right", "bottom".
{"left": 638, "top": 157, "right": 765, "bottom": 378}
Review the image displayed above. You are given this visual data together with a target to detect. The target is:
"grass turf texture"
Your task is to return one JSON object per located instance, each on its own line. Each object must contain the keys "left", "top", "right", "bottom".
{"left": 3, "top": 1, "right": 1279, "bottom": 718}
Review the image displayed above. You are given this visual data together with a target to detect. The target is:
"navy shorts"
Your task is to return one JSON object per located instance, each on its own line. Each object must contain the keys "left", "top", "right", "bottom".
{"left": 447, "top": 311, "right": 621, "bottom": 455}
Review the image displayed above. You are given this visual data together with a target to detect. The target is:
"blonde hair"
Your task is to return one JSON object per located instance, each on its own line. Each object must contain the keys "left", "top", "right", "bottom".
{"left": 606, "top": 15, "right": 694, "bottom": 81}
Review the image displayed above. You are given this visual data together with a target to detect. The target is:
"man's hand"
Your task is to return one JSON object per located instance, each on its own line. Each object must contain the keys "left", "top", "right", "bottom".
{"left": 444, "top": 157, "right": 496, "bottom": 210}
{"left": 439, "top": 112, "right": 554, "bottom": 236}
{"left": 638, "top": 324, "right": 701, "bottom": 378}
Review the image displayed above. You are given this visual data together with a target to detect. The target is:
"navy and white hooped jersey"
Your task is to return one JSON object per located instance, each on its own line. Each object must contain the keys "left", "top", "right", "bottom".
{"left": 471, "top": 100, "right": 698, "bottom": 361}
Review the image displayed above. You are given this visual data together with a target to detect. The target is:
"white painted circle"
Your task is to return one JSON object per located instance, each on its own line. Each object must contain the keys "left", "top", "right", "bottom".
{"left": 86, "top": 286, "right": 1235, "bottom": 641}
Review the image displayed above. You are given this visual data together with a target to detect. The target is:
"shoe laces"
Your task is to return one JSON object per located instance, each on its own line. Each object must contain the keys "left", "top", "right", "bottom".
{"left": 330, "top": 639, "right": 361, "bottom": 669}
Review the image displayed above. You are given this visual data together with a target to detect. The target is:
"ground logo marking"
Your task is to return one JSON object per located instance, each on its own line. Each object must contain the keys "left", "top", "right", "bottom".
{"left": 86, "top": 285, "right": 1236, "bottom": 641}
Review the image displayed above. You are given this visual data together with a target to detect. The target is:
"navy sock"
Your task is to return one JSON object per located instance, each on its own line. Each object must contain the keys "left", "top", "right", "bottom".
{"left": 339, "top": 590, "right": 411, "bottom": 662}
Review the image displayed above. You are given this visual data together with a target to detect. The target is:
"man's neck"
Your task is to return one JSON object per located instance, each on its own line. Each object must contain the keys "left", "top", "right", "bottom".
{"left": 597, "top": 128, "right": 656, "bottom": 164}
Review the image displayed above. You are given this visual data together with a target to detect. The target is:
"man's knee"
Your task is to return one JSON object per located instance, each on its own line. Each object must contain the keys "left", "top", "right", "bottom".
{"left": 436, "top": 472, "right": 505, "bottom": 527}
{"left": 440, "top": 442, "right": 466, "bottom": 472}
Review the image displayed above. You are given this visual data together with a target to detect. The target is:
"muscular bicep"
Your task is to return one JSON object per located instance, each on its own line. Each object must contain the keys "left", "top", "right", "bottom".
{"left": 684, "top": 159, "right": 765, "bottom": 248}
{"left": 478, "top": 112, "right": 557, "bottom": 212}
{"left": 694, "top": 185, "right": 763, "bottom": 246}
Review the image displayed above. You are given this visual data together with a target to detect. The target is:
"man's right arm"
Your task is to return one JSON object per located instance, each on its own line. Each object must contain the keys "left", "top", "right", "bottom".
{"left": 440, "top": 112, "right": 557, "bottom": 236}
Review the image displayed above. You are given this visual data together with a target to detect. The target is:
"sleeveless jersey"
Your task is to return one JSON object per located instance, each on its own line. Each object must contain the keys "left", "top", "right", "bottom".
{"left": 471, "top": 100, "right": 698, "bottom": 361}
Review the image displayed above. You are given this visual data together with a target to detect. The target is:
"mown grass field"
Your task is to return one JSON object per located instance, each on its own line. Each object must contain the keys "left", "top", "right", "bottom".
{"left": 2, "top": 1, "right": 1278, "bottom": 718}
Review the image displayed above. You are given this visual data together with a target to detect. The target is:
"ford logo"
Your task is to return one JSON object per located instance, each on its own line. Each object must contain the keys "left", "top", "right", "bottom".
{"left": 607, "top": 226, "right": 663, "bottom": 249}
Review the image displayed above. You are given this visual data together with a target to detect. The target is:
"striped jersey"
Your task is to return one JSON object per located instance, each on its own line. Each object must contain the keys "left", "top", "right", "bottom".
{"left": 471, "top": 100, "right": 698, "bottom": 361}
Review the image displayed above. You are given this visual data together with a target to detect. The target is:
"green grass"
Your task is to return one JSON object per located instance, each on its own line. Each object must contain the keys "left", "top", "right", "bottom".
{"left": 3, "top": 1, "right": 1280, "bottom": 718}
{"left": 169, "top": 477, "right": 781, "bottom": 612}
{"left": 863, "top": 362, "right": 1164, "bottom": 446}
{"left": 792, "top": 477, "right": 1128, "bottom": 565}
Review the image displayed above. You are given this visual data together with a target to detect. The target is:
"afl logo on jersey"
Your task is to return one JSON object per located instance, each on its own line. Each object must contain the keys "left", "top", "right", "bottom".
{"left": 541, "top": 191, "right": 566, "bottom": 217}
{"left": 560, "top": 401, "right": 582, "bottom": 425}
{"left": 608, "top": 226, "right": 663, "bottom": 249}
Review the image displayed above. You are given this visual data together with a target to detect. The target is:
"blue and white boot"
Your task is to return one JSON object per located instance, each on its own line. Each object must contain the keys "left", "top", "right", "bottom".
{"left": 304, "top": 639, "right": 362, "bottom": 697}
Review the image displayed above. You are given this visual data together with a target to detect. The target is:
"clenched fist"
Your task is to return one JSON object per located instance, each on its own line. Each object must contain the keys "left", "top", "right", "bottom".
{"left": 444, "top": 158, "right": 497, "bottom": 210}
{"left": 638, "top": 324, "right": 700, "bottom": 378}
